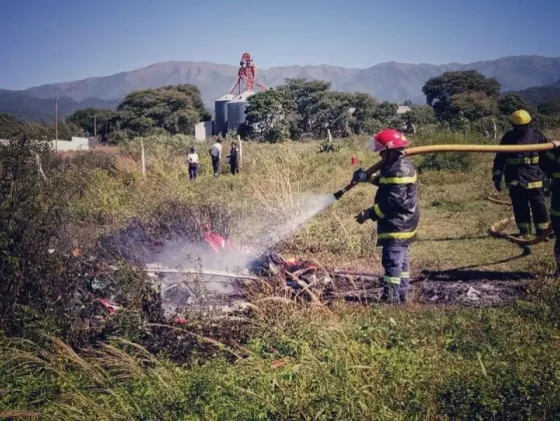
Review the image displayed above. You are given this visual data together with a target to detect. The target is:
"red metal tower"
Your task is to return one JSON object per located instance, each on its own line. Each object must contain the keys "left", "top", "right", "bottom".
{"left": 228, "top": 52, "right": 267, "bottom": 96}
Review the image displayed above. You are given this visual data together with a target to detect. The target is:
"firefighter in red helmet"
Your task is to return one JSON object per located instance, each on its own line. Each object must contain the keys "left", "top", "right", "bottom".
{"left": 352, "top": 129, "right": 419, "bottom": 304}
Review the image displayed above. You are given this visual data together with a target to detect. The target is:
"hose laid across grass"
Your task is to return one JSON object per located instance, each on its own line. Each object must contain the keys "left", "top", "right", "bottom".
{"left": 486, "top": 194, "right": 555, "bottom": 246}
{"left": 333, "top": 142, "right": 557, "bottom": 246}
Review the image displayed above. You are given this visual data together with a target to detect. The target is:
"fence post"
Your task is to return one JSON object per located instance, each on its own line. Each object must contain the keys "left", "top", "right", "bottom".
{"left": 35, "top": 153, "right": 47, "bottom": 181}
{"left": 141, "top": 140, "right": 146, "bottom": 176}
{"left": 237, "top": 135, "right": 242, "bottom": 170}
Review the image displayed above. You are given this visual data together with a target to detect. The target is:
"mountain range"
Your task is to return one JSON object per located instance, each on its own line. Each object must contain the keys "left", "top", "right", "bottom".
{"left": 512, "top": 79, "right": 560, "bottom": 106}
{"left": 2, "top": 55, "right": 560, "bottom": 121}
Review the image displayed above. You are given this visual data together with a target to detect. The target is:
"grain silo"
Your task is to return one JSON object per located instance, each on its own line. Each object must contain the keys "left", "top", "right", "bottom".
{"left": 214, "top": 94, "right": 234, "bottom": 136}
{"left": 227, "top": 91, "right": 255, "bottom": 133}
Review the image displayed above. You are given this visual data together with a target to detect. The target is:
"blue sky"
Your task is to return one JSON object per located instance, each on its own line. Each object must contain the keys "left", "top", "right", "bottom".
{"left": 1, "top": 0, "right": 559, "bottom": 89}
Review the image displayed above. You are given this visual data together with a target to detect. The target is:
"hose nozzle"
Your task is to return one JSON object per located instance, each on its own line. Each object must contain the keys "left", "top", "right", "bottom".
{"left": 333, "top": 188, "right": 345, "bottom": 200}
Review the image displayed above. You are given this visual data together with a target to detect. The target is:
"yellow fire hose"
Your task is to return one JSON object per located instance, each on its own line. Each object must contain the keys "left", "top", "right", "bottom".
{"left": 333, "top": 142, "right": 557, "bottom": 246}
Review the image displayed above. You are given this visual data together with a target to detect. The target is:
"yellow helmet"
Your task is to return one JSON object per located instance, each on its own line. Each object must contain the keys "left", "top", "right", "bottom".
{"left": 511, "top": 109, "right": 532, "bottom": 125}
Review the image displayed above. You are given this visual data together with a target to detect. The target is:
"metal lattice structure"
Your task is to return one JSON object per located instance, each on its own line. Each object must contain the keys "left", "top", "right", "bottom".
{"left": 228, "top": 52, "right": 267, "bottom": 95}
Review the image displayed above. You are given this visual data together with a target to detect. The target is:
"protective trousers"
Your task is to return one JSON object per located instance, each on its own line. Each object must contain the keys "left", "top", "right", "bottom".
{"left": 211, "top": 156, "right": 220, "bottom": 177}
{"left": 230, "top": 161, "right": 239, "bottom": 175}
{"left": 381, "top": 245, "right": 410, "bottom": 304}
{"left": 551, "top": 216, "right": 560, "bottom": 274}
{"left": 550, "top": 189, "right": 560, "bottom": 274}
{"left": 508, "top": 186, "right": 550, "bottom": 235}
{"left": 188, "top": 163, "right": 198, "bottom": 180}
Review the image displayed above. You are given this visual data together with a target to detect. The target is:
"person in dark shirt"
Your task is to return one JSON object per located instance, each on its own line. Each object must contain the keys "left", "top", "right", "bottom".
{"left": 536, "top": 138, "right": 560, "bottom": 273}
{"left": 228, "top": 142, "right": 240, "bottom": 175}
{"left": 492, "top": 109, "right": 550, "bottom": 238}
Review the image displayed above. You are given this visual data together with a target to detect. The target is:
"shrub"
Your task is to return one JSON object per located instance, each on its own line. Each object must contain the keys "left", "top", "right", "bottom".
{"left": 318, "top": 138, "right": 341, "bottom": 153}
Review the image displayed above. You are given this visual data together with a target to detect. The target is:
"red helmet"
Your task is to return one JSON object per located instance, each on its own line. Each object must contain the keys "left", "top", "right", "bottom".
{"left": 368, "top": 129, "right": 409, "bottom": 152}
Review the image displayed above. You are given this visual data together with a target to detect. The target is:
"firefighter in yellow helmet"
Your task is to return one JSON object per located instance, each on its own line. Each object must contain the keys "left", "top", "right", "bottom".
{"left": 492, "top": 110, "right": 550, "bottom": 238}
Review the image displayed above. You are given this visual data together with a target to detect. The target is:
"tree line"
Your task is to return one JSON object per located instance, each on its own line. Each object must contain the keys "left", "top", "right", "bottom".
{"left": 240, "top": 79, "right": 430, "bottom": 142}
{"left": 2, "top": 71, "right": 560, "bottom": 143}
{"left": 66, "top": 84, "right": 210, "bottom": 140}
{"left": 0, "top": 84, "right": 210, "bottom": 141}
{"left": 243, "top": 71, "right": 560, "bottom": 142}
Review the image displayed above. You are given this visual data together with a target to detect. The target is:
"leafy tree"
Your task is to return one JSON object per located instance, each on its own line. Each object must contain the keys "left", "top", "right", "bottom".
{"left": 114, "top": 84, "right": 210, "bottom": 138}
{"left": 348, "top": 92, "right": 378, "bottom": 134}
{"left": 244, "top": 81, "right": 381, "bottom": 141}
{"left": 406, "top": 105, "right": 436, "bottom": 125}
{"left": 0, "top": 113, "right": 21, "bottom": 138}
{"left": 374, "top": 101, "right": 399, "bottom": 124}
{"left": 402, "top": 105, "right": 437, "bottom": 133}
{"left": 66, "top": 108, "right": 114, "bottom": 136}
{"left": 498, "top": 94, "right": 528, "bottom": 116}
{"left": 450, "top": 92, "right": 499, "bottom": 121}
{"left": 533, "top": 113, "right": 560, "bottom": 130}
{"left": 245, "top": 88, "right": 292, "bottom": 142}
{"left": 311, "top": 92, "right": 356, "bottom": 138}
{"left": 282, "top": 79, "right": 332, "bottom": 138}
{"left": 422, "top": 70, "right": 501, "bottom": 121}
{"left": 537, "top": 101, "right": 560, "bottom": 116}
{"left": 0, "top": 114, "right": 81, "bottom": 141}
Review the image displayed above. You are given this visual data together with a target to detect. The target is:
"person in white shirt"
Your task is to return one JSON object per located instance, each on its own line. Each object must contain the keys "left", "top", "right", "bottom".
{"left": 209, "top": 137, "right": 222, "bottom": 177}
{"left": 187, "top": 146, "right": 199, "bottom": 180}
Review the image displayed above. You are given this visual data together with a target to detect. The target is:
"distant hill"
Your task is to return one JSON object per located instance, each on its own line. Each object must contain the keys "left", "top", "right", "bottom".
{"left": 2, "top": 55, "right": 560, "bottom": 120}
{"left": 512, "top": 79, "right": 560, "bottom": 106}
{"left": 0, "top": 90, "right": 118, "bottom": 121}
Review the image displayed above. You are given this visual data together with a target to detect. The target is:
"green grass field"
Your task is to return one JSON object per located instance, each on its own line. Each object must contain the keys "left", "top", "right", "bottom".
{"left": 2, "top": 131, "right": 560, "bottom": 420}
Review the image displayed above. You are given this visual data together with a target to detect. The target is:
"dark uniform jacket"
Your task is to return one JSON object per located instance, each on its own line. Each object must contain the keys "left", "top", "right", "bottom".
{"left": 228, "top": 148, "right": 239, "bottom": 165}
{"left": 540, "top": 146, "right": 560, "bottom": 217}
{"left": 492, "top": 127, "right": 548, "bottom": 189}
{"left": 369, "top": 155, "right": 419, "bottom": 246}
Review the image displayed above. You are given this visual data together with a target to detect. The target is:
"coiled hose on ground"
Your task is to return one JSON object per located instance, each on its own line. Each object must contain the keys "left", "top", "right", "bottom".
{"left": 333, "top": 142, "right": 557, "bottom": 246}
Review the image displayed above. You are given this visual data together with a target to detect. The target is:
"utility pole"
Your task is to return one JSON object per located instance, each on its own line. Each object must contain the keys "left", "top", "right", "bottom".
{"left": 54, "top": 95, "right": 59, "bottom": 151}
{"left": 93, "top": 114, "right": 97, "bottom": 138}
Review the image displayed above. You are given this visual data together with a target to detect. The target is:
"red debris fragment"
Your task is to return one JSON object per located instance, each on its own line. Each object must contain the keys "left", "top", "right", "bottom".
{"left": 202, "top": 223, "right": 237, "bottom": 253}
{"left": 95, "top": 298, "right": 120, "bottom": 315}
{"left": 173, "top": 317, "right": 189, "bottom": 325}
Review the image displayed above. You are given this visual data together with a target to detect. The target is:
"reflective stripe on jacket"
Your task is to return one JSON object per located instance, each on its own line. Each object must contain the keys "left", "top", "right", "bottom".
{"left": 371, "top": 156, "right": 419, "bottom": 246}
{"left": 492, "top": 127, "right": 548, "bottom": 189}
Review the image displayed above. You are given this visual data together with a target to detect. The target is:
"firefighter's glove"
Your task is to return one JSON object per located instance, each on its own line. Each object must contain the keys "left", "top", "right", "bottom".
{"left": 552, "top": 140, "right": 560, "bottom": 148}
{"left": 355, "top": 208, "right": 374, "bottom": 225}
{"left": 352, "top": 168, "right": 370, "bottom": 184}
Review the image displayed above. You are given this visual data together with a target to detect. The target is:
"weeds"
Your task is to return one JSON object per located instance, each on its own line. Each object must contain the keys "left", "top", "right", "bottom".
{"left": 3, "top": 299, "right": 560, "bottom": 420}
{"left": 2, "top": 131, "right": 560, "bottom": 419}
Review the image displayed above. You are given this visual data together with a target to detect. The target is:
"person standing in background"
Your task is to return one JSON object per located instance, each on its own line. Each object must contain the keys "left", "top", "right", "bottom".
{"left": 209, "top": 137, "right": 222, "bottom": 177}
{"left": 228, "top": 142, "right": 240, "bottom": 175}
{"left": 187, "top": 146, "right": 199, "bottom": 180}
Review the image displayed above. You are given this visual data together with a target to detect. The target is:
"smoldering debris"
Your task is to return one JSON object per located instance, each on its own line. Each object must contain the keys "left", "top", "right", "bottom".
{"left": 92, "top": 201, "right": 529, "bottom": 315}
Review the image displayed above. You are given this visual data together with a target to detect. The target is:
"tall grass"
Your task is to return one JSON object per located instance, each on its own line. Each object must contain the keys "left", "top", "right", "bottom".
{"left": 3, "top": 290, "right": 560, "bottom": 420}
{"left": 3, "top": 131, "right": 560, "bottom": 419}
